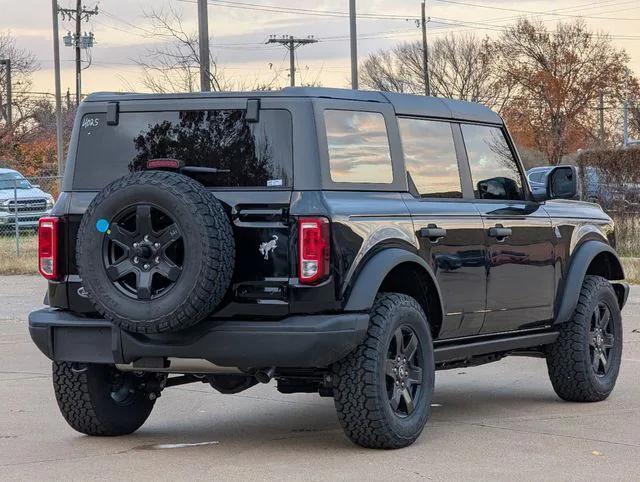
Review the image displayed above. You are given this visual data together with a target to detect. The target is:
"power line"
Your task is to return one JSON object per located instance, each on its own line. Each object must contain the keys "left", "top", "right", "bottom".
{"left": 176, "top": 0, "right": 420, "bottom": 20}
{"left": 434, "top": 0, "right": 640, "bottom": 21}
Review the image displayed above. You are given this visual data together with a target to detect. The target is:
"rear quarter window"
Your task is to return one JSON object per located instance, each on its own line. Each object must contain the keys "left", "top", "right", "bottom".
{"left": 73, "top": 109, "right": 293, "bottom": 190}
{"left": 324, "top": 110, "right": 393, "bottom": 184}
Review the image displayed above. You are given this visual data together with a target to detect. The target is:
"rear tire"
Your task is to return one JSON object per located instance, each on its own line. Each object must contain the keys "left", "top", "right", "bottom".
{"left": 332, "top": 293, "right": 435, "bottom": 449}
{"left": 52, "top": 362, "right": 156, "bottom": 436}
{"left": 546, "top": 275, "right": 623, "bottom": 402}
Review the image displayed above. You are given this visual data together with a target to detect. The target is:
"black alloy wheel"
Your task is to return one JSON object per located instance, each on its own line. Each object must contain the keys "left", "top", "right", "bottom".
{"left": 589, "top": 301, "right": 616, "bottom": 377}
{"left": 103, "top": 203, "right": 184, "bottom": 301}
{"left": 76, "top": 171, "right": 234, "bottom": 333}
{"left": 385, "top": 326, "right": 423, "bottom": 417}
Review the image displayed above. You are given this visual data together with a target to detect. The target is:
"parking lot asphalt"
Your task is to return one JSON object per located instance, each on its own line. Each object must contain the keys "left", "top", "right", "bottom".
{"left": 1, "top": 275, "right": 639, "bottom": 481}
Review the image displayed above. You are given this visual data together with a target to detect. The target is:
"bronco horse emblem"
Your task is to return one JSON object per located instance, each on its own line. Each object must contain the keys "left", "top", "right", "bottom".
{"left": 259, "top": 235, "right": 278, "bottom": 260}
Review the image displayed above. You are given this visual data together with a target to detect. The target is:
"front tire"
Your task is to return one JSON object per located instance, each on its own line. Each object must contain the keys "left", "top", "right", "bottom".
{"left": 546, "top": 275, "right": 623, "bottom": 402}
{"left": 53, "top": 362, "right": 157, "bottom": 436}
{"left": 332, "top": 293, "right": 435, "bottom": 449}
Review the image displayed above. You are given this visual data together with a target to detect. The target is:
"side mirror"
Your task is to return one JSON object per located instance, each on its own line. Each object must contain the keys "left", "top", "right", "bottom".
{"left": 530, "top": 165, "right": 578, "bottom": 202}
{"left": 547, "top": 165, "right": 578, "bottom": 200}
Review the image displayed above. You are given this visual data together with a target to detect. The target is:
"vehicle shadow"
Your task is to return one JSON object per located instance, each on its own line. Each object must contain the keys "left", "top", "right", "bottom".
{"left": 86, "top": 375, "right": 567, "bottom": 453}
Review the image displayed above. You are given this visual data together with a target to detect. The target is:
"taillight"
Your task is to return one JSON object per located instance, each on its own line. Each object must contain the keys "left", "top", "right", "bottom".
{"left": 38, "top": 217, "right": 59, "bottom": 280}
{"left": 298, "top": 217, "right": 330, "bottom": 284}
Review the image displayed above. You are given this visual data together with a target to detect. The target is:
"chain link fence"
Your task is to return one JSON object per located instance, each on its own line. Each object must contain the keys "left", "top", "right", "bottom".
{"left": 0, "top": 174, "right": 62, "bottom": 275}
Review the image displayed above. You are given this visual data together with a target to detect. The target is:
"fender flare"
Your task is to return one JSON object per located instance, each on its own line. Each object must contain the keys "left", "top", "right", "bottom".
{"left": 555, "top": 240, "right": 625, "bottom": 324}
{"left": 344, "top": 248, "right": 445, "bottom": 319}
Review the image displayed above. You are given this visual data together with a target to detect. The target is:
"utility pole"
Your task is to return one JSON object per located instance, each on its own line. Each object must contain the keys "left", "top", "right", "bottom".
{"left": 52, "top": 1, "right": 64, "bottom": 181}
{"left": 75, "top": 0, "right": 81, "bottom": 104}
{"left": 59, "top": 3, "right": 98, "bottom": 106}
{"left": 623, "top": 100, "right": 640, "bottom": 147}
{"left": 598, "top": 90, "right": 605, "bottom": 146}
{"left": 0, "top": 59, "right": 11, "bottom": 127}
{"left": 197, "top": 0, "right": 211, "bottom": 92}
{"left": 266, "top": 36, "right": 318, "bottom": 87}
{"left": 421, "top": 1, "right": 431, "bottom": 96}
{"left": 349, "top": 0, "right": 358, "bottom": 90}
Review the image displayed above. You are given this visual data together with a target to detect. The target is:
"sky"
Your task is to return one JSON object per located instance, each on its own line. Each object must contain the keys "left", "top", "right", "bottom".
{"left": 1, "top": 0, "right": 640, "bottom": 95}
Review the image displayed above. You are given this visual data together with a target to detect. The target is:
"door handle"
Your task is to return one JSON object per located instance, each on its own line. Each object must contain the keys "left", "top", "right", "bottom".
{"left": 419, "top": 224, "right": 447, "bottom": 242}
{"left": 489, "top": 224, "right": 512, "bottom": 241}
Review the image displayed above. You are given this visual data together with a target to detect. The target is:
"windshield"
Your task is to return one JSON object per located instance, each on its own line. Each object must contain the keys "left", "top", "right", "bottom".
{"left": 0, "top": 173, "right": 31, "bottom": 190}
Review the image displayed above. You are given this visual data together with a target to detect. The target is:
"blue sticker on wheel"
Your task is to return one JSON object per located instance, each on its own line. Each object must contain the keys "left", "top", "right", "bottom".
{"left": 96, "top": 218, "right": 110, "bottom": 233}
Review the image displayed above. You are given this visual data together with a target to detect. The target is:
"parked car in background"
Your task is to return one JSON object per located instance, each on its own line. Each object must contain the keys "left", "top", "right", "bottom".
{"left": 526, "top": 166, "right": 552, "bottom": 198}
{"left": 0, "top": 168, "right": 55, "bottom": 231}
{"left": 527, "top": 165, "right": 640, "bottom": 206}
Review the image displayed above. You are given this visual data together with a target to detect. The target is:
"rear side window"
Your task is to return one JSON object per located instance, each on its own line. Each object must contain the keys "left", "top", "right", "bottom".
{"left": 74, "top": 109, "right": 293, "bottom": 190}
{"left": 398, "top": 118, "right": 462, "bottom": 198}
{"left": 325, "top": 110, "right": 393, "bottom": 184}
{"left": 461, "top": 124, "right": 524, "bottom": 201}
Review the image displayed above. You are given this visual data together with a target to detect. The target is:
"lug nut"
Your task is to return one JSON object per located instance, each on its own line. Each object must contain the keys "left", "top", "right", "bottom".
{"left": 155, "top": 257, "right": 160, "bottom": 263}
{"left": 133, "top": 257, "right": 138, "bottom": 263}
{"left": 154, "top": 243, "right": 160, "bottom": 249}
{"left": 144, "top": 235, "right": 150, "bottom": 241}
{"left": 133, "top": 242, "right": 139, "bottom": 248}
{"left": 144, "top": 264, "right": 150, "bottom": 270}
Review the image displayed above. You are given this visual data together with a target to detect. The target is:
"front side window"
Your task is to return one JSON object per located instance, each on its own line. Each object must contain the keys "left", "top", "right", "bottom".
{"left": 398, "top": 118, "right": 462, "bottom": 198}
{"left": 74, "top": 109, "right": 293, "bottom": 190}
{"left": 461, "top": 124, "right": 524, "bottom": 201}
{"left": 325, "top": 110, "right": 393, "bottom": 184}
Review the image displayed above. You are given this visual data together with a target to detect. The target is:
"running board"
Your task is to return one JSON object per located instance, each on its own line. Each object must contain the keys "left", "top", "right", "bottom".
{"left": 433, "top": 331, "right": 559, "bottom": 364}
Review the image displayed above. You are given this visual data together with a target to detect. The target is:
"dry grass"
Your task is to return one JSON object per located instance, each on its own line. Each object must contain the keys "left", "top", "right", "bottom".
{"left": 0, "top": 235, "right": 38, "bottom": 275}
{"left": 621, "top": 257, "right": 640, "bottom": 285}
{"left": 611, "top": 213, "right": 640, "bottom": 258}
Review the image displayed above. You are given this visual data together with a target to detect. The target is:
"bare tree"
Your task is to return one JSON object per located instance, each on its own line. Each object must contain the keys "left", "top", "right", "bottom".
{"left": 134, "top": 4, "right": 221, "bottom": 93}
{"left": 360, "top": 48, "right": 414, "bottom": 93}
{"left": 498, "top": 19, "right": 633, "bottom": 164}
{"left": 359, "top": 33, "right": 512, "bottom": 112}
{"left": 132, "top": 5, "right": 296, "bottom": 93}
{"left": 0, "top": 32, "right": 38, "bottom": 130}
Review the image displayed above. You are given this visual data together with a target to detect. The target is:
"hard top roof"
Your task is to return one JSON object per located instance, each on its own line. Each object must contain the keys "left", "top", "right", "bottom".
{"left": 84, "top": 87, "right": 502, "bottom": 124}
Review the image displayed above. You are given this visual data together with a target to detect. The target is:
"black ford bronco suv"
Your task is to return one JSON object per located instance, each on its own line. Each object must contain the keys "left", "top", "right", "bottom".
{"left": 29, "top": 87, "right": 629, "bottom": 449}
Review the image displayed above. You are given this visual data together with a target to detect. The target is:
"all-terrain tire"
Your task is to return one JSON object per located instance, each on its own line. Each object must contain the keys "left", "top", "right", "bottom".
{"left": 52, "top": 362, "right": 156, "bottom": 436}
{"left": 76, "top": 170, "right": 234, "bottom": 333}
{"left": 332, "top": 293, "right": 435, "bottom": 449}
{"left": 546, "top": 275, "right": 623, "bottom": 402}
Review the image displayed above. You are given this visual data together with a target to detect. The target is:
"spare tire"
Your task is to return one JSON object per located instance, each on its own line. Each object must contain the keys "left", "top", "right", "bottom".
{"left": 76, "top": 171, "right": 234, "bottom": 333}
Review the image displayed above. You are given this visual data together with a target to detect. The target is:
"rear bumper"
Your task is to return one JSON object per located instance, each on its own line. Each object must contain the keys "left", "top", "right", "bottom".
{"left": 28, "top": 308, "right": 369, "bottom": 368}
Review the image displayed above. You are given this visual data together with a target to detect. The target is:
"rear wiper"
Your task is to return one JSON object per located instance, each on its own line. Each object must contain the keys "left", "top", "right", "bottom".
{"left": 180, "top": 166, "right": 231, "bottom": 174}
{"left": 145, "top": 159, "right": 231, "bottom": 174}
